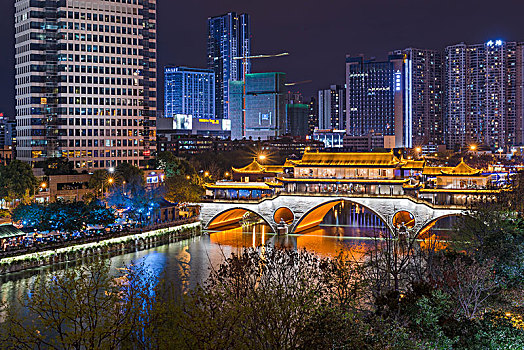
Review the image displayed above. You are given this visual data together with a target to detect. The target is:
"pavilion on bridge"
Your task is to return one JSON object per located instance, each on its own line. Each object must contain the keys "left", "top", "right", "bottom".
{"left": 205, "top": 151, "right": 497, "bottom": 204}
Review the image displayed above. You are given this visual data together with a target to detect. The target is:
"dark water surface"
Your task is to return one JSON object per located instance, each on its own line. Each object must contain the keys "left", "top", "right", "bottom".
{"left": 0, "top": 204, "right": 455, "bottom": 303}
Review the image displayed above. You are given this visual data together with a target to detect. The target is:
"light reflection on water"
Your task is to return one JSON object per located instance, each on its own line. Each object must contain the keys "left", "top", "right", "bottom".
{"left": 0, "top": 209, "right": 455, "bottom": 304}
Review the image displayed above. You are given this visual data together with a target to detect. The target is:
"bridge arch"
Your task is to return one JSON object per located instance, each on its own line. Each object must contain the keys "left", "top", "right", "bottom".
{"left": 274, "top": 207, "right": 295, "bottom": 225}
{"left": 417, "top": 213, "right": 464, "bottom": 238}
{"left": 290, "top": 198, "right": 393, "bottom": 234}
{"left": 205, "top": 207, "right": 274, "bottom": 232}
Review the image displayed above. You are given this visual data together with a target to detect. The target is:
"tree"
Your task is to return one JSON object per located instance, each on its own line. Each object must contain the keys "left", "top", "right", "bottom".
{"left": 116, "top": 162, "right": 144, "bottom": 186}
{"left": 0, "top": 260, "right": 154, "bottom": 349}
{"left": 85, "top": 200, "right": 116, "bottom": 227}
{"left": 11, "top": 202, "right": 45, "bottom": 227}
{"left": 155, "top": 152, "right": 197, "bottom": 178}
{"left": 0, "top": 160, "right": 38, "bottom": 203}
{"left": 163, "top": 175, "right": 204, "bottom": 204}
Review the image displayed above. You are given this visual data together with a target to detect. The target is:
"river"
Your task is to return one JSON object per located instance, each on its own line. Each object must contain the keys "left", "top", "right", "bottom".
{"left": 0, "top": 204, "right": 455, "bottom": 303}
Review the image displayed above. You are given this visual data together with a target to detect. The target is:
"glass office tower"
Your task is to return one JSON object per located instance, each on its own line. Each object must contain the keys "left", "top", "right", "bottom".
{"left": 229, "top": 73, "right": 286, "bottom": 140}
{"left": 346, "top": 54, "right": 409, "bottom": 148}
{"left": 164, "top": 66, "right": 215, "bottom": 119}
{"left": 207, "top": 12, "right": 251, "bottom": 120}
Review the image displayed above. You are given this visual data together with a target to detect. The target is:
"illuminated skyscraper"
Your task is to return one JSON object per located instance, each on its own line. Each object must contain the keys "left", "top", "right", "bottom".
{"left": 445, "top": 40, "right": 523, "bottom": 150}
{"left": 207, "top": 12, "right": 251, "bottom": 120}
{"left": 164, "top": 66, "right": 215, "bottom": 119}
{"left": 14, "top": 0, "right": 157, "bottom": 169}
{"left": 318, "top": 85, "right": 346, "bottom": 130}
{"left": 394, "top": 48, "right": 444, "bottom": 147}
{"left": 346, "top": 54, "right": 410, "bottom": 148}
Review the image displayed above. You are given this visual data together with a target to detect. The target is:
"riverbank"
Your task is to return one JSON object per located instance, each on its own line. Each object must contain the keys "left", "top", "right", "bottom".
{"left": 0, "top": 221, "right": 201, "bottom": 275}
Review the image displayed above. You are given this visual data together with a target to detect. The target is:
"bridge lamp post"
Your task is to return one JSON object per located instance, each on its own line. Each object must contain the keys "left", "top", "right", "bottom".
{"left": 258, "top": 154, "right": 267, "bottom": 163}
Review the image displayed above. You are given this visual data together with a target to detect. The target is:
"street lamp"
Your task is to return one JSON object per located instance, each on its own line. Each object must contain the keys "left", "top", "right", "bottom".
{"left": 258, "top": 154, "right": 267, "bottom": 162}
{"left": 470, "top": 145, "right": 477, "bottom": 152}
{"left": 108, "top": 167, "right": 115, "bottom": 174}
{"left": 40, "top": 182, "right": 47, "bottom": 190}
{"left": 204, "top": 171, "right": 210, "bottom": 177}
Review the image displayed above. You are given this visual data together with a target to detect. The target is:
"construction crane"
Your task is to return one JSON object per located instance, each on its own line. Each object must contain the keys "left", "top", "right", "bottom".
{"left": 233, "top": 52, "right": 289, "bottom": 137}
{"left": 285, "top": 80, "right": 312, "bottom": 87}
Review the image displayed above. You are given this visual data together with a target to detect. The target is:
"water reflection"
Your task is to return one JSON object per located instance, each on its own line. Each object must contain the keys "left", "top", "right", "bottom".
{"left": 0, "top": 204, "right": 456, "bottom": 304}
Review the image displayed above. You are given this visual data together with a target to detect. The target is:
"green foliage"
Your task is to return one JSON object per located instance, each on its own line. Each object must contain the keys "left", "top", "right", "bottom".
{"left": 1, "top": 247, "right": 523, "bottom": 349}
{"left": 12, "top": 203, "right": 45, "bottom": 227}
{"left": 0, "top": 160, "right": 38, "bottom": 202}
{"left": 0, "top": 260, "right": 153, "bottom": 349}
{"left": 11, "top": 201, "right": 115, "bottom": 232}
{"left": 87, "top": 169, "right": 109, "bottom": 191}
{"left": 156, "top": 151, "right": 197, "bottom": 178}
{"left": 116, "top": 162, "right": 144, "bottom": 186}
{"left": 456, "top": 208, "right": 524, "bottom": 290}
{"left": 163, "top": 175, "right": 204, "bottom": 204}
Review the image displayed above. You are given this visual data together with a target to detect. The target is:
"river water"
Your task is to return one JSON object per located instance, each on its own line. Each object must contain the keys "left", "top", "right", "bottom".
{"left": 0, "top": 204, "right": 455, "bottom": 303}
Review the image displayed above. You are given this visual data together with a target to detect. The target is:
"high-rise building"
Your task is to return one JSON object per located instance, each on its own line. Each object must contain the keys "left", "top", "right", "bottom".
{"left": 286, "top": 104, "right": 309, "bottom": 137}
{"left": 207, "top": 12, "right": 250, "bottom": 120}
{"left": 229, "top": 73, "right": 286, "bottom": 140}
{"left": 164, "top": 67, "right": 215, "bottom": 119}
{"left": 346, "top": 54, "right": 410, "bottom": 148}
{"left": 393, "top": 48, "right": 444, "bottom": 146}
{"left": 308, "top": 97, "right": 318, "bottom": 135}
{"left": 0, "top": 115, "right": 16, "bottom": 147}
{"left": 445, "top": 40, "right": 523, "bottom": 150}
{"left": 14, "top": 0, "right": 157, "bottom": 170}
{"left": 318, "top": 85, "right": 346, "bottom": 130}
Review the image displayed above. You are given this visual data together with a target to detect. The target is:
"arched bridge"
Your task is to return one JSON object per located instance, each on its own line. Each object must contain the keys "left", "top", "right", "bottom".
{"left": 200, "top": 194, "right": 467, "bottom": 236}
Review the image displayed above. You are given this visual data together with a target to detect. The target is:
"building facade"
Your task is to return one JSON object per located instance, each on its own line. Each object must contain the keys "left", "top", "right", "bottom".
{"left": 164, "top": 66, "right": 215, "bottom": 120}
{"left": 346, "top": 54, "right": 410, "bottom": 148}
{"left": 14, "top": 0, "right": 157, "bottom": 170}
{"left": 229, "top": 72, "right": 286, "bottom": 140}
{"left": 394, "top": 48, "right": 444, "bottom": 147}
{"left": 308, "top": 97, "right": 318, "bottom": 135}
{"left": 318, "top": 85, "right": 346, "bottom": 130}
{"left": 286, "top": 104, "right": 309, "bottom": 137}
{"left": 445, "top": 40, "right": 524, "bottom": 150}
{"left": 0, "top": 115, "right": 16, "bottom": 147}
{"left": 207, "top": 12, "right": 250, "bottom": 120}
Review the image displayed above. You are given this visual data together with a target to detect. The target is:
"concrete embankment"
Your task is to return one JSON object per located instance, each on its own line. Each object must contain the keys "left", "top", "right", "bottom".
{"left": 0, "top": 221, "right": 202, "bottom": 275}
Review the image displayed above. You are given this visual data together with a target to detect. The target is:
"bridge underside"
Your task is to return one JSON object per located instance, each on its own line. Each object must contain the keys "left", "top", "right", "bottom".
{"left": 207, "top": 209, "right": 249, "bottom": 230}
{"left": 200, "top": 195, "right": 465, "bottom": 236}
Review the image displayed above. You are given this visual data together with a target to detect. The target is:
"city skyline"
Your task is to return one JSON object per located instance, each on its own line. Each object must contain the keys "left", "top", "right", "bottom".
{"left": 2, "top": 0, "right": 524, "bottom": 116}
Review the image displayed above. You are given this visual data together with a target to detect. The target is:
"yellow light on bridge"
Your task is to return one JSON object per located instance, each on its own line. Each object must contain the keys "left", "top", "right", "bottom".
{"left": 258, "top": 154, "right": 267, "bottom": 161}
{"left": 470, "top": 145, "right": 477, "bottom": 151}
{"left": 204, "top": 171, "right": 210, "bottom": 177}
{"left": 108, "top": 178, "right": 114, "bottom": 185}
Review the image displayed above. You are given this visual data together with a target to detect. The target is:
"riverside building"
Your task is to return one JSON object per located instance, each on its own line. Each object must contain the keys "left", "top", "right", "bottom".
{"left": 14, "top": 0, "right": 157, "bottom": 170}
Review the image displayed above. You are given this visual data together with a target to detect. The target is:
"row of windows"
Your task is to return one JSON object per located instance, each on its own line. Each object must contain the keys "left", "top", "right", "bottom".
{"left": 67, "top": 11, "right": 139, "bottom": 24}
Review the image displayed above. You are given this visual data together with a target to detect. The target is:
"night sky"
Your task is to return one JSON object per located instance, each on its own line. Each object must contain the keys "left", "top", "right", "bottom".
{"left": 2, "top": 0, "right": 524, "bottom": 116}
